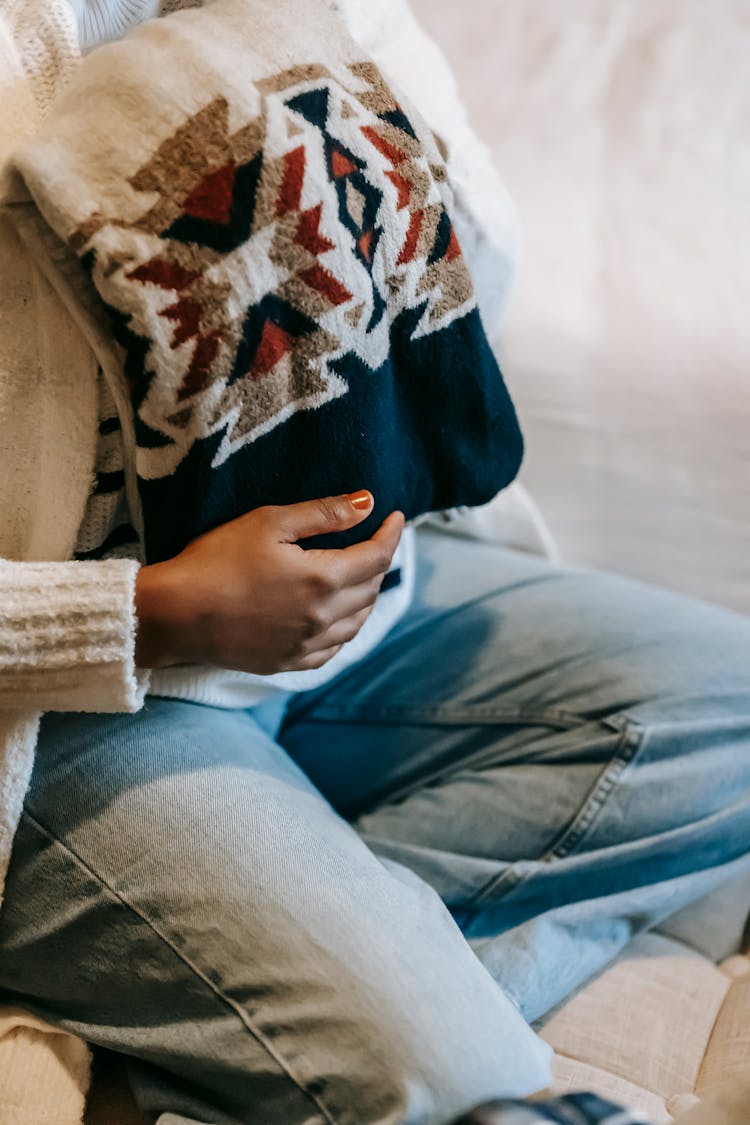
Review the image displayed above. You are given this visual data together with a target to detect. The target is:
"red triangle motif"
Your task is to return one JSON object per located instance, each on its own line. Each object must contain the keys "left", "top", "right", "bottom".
{"left": 446, "top": 226, "right": 462, "bottom": 262}
{"left": 361, "top": 126, "right": 405, "bottom": 166}
{"left": 357, "top": 230, "right": 374, "bottom": 264}
{"left": 250, "top": 320, "right": 296, "bottom": 379}
{"left": 295, "top": 203, "right": 335, "bottom": 256}
{"left": 331, "top": 148, "right": 358, "bottom": 179}
{"left": 177, "top": 330, "right": 223, "bottom": 401}
{"left": 299, "top": 264, "right": 352, "bottom": 307}
{"left": 183, "top": 162, "right": 237, "bottom": 225}
{"left": 163, "top": 298, "right": 202, "bottom": 348}
{"left": 128, "top": 258, "right": 199, "bottom": 291}
{"left": 276, "top": 147, "right": 306, "bottom": 217}
{"left": 397, "top": 210, "right": 423, "bottom": 265}
{"left": 385, "top": 169, "right": 412, "bottom": 211}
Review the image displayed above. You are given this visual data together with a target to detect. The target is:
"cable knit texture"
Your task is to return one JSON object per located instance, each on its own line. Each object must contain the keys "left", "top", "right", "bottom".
{"left": 0, "top": 559, "right": 145, "bottom": 712}
{"left": 0, "top": 0, "right": 80, "bottom": 112}
{"left": 0, "top": 1, "right": 150, "bottom": 915}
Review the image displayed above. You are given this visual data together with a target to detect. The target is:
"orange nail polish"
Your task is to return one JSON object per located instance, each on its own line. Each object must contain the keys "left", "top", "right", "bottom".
{"left": 349, "top": 490, "right": 372, "bottom": 510}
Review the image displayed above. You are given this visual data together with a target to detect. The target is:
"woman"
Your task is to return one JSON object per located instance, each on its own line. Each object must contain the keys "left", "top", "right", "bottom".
{"left": 0, "top": 3, "right": 748, "bottom": 1124}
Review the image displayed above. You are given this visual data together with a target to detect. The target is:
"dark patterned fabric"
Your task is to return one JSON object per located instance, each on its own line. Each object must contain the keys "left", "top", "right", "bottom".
{"left": 453, "top": 1092, "right": 652, "bottom": 1125}
{"left": 65, "top": 53, "right": 522, "bottom": 562}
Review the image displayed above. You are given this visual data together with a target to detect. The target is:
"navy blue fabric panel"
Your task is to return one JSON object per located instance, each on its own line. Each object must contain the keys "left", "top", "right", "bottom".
{"left": 379, "top": 567, "right": 402, "bottom": 593}
{"left": 136, "top": 304, "right": 522, "bottom": 563}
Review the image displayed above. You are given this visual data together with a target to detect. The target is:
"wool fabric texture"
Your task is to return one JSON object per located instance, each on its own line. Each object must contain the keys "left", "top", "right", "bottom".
{"left": 7, "top": 0, "right": 524, "bottom": 567}
{"left": 0, "top": 0, "right": 150, "bottom": 901}
{"left": 0, "top": 6, "right": 148, "bottom": 1114}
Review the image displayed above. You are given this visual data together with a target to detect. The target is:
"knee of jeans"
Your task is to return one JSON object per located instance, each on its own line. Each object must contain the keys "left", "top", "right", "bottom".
{"left": 272, "top": 873, "right": 554, "bottom": 1123}
{"left": 300, "top": 979, "right": 552, "bottom": 1125}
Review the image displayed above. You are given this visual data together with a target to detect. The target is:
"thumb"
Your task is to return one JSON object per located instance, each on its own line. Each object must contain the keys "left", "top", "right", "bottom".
{"left": 275, "top": 490, "right": 374, "bottom": 542}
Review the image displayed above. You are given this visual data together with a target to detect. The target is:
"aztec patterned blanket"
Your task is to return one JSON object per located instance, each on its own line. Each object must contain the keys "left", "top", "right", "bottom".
{"left": 6, "top": 0, "right": 522, "bottom": 562}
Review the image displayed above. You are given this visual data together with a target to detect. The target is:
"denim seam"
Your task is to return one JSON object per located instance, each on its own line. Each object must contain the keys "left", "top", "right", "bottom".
{"left": 20, "top": 809, "right": 337, "bottom": 1125}
{"left": 467, "top": 718, "right": 646, "bottom": 908}
{"left": 549, "top": 721, "right": 644, "bottom": 859}
{"left": 297, "top": 703, "right": 581, "bottom": 728}
{"left": 302, "top": 707, "right": 583, "bottom": 817}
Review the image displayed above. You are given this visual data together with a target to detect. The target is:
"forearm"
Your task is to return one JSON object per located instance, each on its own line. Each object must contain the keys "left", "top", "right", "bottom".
{"left": 0, "top": 558, "right": 149, "bottom": 712}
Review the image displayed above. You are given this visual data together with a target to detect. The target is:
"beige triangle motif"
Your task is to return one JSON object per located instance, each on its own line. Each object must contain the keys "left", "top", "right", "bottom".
{"left": 341, "top": 100, "right": 356, "bottom": 119}
{"left": 286, "top": 117, "right": 304, "bottom": 139}
{"left": 345, "top": 302, "right": 365, "bottom": 327}
{"left": 346, "top": 180, "right": 366, "bottom": 227}
{"left": 268, "top": 349, "right": 294, "bottom": 389}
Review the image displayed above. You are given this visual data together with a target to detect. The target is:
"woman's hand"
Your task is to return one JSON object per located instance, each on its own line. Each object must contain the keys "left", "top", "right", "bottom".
{"left": 134, "top": 491, "right": 404, "bottom": 674}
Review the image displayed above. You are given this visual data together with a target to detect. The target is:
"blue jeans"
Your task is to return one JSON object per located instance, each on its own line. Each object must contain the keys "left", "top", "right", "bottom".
{"left": 0, "top": 529, "right": 749, "bottom": 1125}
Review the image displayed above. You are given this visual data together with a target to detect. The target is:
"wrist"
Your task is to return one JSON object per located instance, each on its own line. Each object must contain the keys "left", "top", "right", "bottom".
{"left": 134, "top": 561, "right": 187, "bottom": 668}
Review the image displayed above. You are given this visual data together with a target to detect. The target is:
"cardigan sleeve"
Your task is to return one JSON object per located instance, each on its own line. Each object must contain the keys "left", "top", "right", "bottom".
{"left": 0, "top": 558, "right": 150, "bottom": 713}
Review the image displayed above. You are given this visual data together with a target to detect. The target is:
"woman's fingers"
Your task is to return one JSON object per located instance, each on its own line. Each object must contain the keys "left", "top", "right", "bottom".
{"left": 272, "top": 490, "right": 374, "bottom": 543}
{"left": 308, "top": 603, "right": 375, "bottom": 654}
{"left": 307, "top": 510, "right": 405, "bottom": 588}
{"left": 286, "top": 599, "right": 376, "bottom": 669}
{"left": 291, "top": 643, "right": 346, "bottom": 671}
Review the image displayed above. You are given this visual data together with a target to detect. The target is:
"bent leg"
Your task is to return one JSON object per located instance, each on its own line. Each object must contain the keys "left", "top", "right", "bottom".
{"left": 279, "top": 529, "right": 750, "bottom": 1021}
{"left": 0, "top": 698, "right": 550, "bottom": 1125}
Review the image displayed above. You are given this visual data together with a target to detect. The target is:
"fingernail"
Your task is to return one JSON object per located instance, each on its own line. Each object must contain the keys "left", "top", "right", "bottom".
{"left": 348, "top": 490, "right": 373, "bottom": 510}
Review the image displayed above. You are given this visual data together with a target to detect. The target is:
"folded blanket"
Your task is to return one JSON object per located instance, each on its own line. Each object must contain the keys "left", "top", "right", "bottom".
{"left": 3, "top": 0, "right": 522, "bottom": 561}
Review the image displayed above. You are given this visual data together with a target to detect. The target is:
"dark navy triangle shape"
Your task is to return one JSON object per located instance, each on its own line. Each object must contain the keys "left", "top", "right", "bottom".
{"left": 428, "top": 209, "right": 453, "bottom": 265}
{"left": 286, "top": 88, "right": 330, "bottom": 130}
{"left": 165, "top": 152, "right": 263, "bottom": 253}
{"left": 380, "top": 107, "right": 419, "bottom": 140}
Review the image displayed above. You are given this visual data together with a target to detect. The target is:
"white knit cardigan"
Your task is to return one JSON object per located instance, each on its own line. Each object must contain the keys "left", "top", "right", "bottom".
{"left": 0, "top": 0, "right": 150, "bottom": 909}
{"left": 0, "top": 6, "right": 150, "bottom": 1115}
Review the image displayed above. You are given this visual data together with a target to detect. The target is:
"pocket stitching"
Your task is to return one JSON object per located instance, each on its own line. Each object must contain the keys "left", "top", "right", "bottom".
{"left": 466, "top": 717, "right": 647, "bottom": 909}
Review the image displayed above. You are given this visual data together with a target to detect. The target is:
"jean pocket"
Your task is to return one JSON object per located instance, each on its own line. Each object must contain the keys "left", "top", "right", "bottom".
{"left": 465, "top": 717, "right": 645, "bottom": 911}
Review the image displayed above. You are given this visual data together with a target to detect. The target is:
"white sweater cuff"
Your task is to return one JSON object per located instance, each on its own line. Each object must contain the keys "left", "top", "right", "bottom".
{"left": 0, "top": 558, "right": 150, "bottom": 712}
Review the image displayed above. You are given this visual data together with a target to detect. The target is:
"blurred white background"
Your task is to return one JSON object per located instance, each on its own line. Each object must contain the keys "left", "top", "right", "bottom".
{"left": 411, "top": 0, "right": 750, "bottom": 615}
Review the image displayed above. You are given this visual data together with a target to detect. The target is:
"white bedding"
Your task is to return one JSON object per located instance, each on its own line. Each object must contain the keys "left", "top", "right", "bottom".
{"left": 412, "top": 0, "right": 750, "bottom": 615}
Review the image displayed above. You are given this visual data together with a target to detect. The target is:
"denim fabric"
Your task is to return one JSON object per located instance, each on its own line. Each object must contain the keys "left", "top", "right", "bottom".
{"left": 0, "top": 529, "right": 749, "bottom": 1125}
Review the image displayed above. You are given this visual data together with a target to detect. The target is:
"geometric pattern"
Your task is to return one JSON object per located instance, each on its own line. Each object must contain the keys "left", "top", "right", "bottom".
{"left": 71, "top": 59, "right": 476, "bottom": 479}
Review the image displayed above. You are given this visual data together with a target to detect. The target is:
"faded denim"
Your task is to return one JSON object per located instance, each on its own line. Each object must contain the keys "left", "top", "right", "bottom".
{"left": 0, "top": 529, "right": 748, "bottom": 1125}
